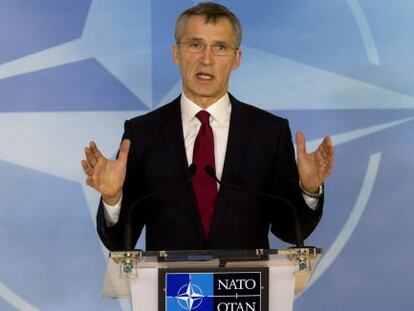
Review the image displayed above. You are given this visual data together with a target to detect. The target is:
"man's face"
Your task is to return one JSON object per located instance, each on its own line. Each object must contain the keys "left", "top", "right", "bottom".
{"left": 173, "top": 15, "right": 242, "bottom": 107}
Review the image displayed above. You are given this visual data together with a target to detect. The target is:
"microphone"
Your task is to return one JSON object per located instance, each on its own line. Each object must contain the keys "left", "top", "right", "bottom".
{"left": 204, "top": 165, "right": 305, "bottom": 248}
{"left": 124, "top": 164, "right": 197, "bottom": 250}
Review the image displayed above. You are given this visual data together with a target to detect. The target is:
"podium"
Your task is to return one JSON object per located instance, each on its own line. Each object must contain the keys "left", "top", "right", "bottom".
{"left": 103, "top": 248, "right": 321, "bottom": 311}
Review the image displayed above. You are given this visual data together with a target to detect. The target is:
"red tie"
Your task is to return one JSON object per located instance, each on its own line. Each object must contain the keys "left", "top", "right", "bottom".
{"left": 192, "top": 111, "right": 218, "bottom": 238}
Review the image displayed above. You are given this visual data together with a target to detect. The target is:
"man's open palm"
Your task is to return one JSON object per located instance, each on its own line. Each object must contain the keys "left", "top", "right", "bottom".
{"left": 296, "top": 131, "right": 334, "bottom": 193}
{"left": 81, "top": 139, "right": 131, "bottom": 202}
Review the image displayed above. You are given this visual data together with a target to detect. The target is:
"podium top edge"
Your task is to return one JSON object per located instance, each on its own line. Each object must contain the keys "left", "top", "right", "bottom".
{"left": 109, "top": 247, "right": 322, "bottom": 261}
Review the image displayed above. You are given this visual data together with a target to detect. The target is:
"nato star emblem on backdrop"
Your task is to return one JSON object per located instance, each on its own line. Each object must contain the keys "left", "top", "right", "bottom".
{"left": 0, "top": 0, "right": 413, "bottom": 310}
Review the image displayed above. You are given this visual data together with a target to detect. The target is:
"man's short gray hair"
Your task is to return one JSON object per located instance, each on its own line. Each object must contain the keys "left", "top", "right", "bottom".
{"left": 175, "top": 2, "right": 242, "bottom": 48}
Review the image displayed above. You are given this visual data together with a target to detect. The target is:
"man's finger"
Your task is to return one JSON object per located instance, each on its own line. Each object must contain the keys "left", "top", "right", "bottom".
{"left": 319, "top": 136, "right": 334, "bottom": 159}
{"left": 89, "top": 141, "right": 97, "bottom": 151}
{"left": 319, "top": 137, "right": 330, "bottom": 156}
{"left": 84, "top": 146, "right": 98, "bottom": 165}
{"left": 90, "top": 141, "right": 105, "bottom": 160}
{"left": 321, "top": 140, "right": 334, "bottom": 178}
{"left": 318, "top": 143, "right": 328, "bottom": 159}
{"left": 323, "top": 136, "right": 335, "bottom": 166}
{"left": 323, "top": 136, "right": 334, "bottom": 153}
{"left": 295, "top": 130, "right": 307, "bottom": 155}
{"left": 85, "top": 176, "right": 94, "bottom": 188}
{"left": 81, "top": 159, "right": 93, "bottom": 176}
{"left": 118, "top": 139, "right": 131, "bottom": 163}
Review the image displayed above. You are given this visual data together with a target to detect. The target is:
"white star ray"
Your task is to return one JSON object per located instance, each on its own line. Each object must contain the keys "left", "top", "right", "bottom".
{"left": 82, "top": 0, "right": 152, "bottom": 106}
{"left": 0, "top": 111, "right": 142, "bottom": 182}
{"left": 0, "top": 281, "right": 40, "bottom": 311}
{"left": 0, "top": 39, "right": 87, "bottom": 79}
{"left": 347, "top": 0, "right": 380, "bottom": 65}
{"left": 302, "top": 116, "right": 414, "bottom": 153}
{"left": 231, "top": 46, "right": 414, "bottom": 110}
{"left": 0, "top": 0, "right": 152, "bottom": 107}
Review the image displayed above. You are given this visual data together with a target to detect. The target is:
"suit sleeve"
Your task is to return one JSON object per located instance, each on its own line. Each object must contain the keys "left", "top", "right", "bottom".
{"left": 269, "top": 119, "right": 323, "bottom": 244}
{"left": 96, "top": 120, "right": 145, "bottom": 251}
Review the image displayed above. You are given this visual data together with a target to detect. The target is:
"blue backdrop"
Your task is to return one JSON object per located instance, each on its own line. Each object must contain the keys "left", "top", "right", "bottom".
{"left": 1, "top": 1, "right": 413, "bottom": 310}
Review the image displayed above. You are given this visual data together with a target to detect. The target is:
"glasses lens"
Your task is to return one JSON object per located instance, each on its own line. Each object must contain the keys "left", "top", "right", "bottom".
{"left": 181, "top": 41, "right": 235, "bottom": 56}
{"left": 186, "top": 42, "right": 204, "bottom": 53}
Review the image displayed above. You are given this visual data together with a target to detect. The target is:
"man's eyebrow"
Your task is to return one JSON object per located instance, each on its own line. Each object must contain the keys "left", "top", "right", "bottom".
{"left": 187, "top": 37, "right": 203, "bottom": 42}
{"left": 212, "top": 40, "right": 230, "bottom": 45}
{"left": 185, "top": 37, "right": 230, "bottom": 45}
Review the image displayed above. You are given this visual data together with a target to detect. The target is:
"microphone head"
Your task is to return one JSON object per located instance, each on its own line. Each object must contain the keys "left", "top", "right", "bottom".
{"left": 204, "top": 164, "right": 216, "bottom": 177}
{"left": 188, "top": 163, "right": 197, "bottom": 177}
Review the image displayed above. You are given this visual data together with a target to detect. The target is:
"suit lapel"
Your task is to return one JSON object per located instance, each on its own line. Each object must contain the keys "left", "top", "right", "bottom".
{"left": 208, "top": 95, "right": 253, "bottom": 245}
{"left": 160, "top": 96, "right": 206, "bottom": 242}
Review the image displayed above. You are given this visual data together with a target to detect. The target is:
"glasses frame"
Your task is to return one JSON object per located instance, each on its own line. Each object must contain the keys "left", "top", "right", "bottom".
{"left": 178, "top": 40, "right": 239, "bottom": 57}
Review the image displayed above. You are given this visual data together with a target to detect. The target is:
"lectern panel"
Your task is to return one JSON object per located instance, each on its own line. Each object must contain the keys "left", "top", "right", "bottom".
{"left": 159, "top": 267, "right": 269, "bottom": 311}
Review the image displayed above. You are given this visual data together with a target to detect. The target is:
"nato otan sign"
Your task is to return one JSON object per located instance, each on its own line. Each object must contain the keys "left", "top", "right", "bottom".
{"left": 161, "top": 270, "right": 268, "bottom": 311}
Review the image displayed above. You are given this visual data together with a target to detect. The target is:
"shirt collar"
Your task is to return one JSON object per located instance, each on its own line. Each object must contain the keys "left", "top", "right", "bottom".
{"left": 180, "top": 92, "right": 231, "bottom": 125}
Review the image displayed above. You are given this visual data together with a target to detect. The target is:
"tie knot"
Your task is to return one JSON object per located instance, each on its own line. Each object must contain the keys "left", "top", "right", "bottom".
{"left": 196, "top": 110, "right": 210, "bottom": 125}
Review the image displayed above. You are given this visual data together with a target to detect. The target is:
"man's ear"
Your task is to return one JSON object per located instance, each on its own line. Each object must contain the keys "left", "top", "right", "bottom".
{"left": 172, "top": 44, "right": 180, "bottom": 66}
{"left": 231, "top": 49, "right": 242, "bottom": 71}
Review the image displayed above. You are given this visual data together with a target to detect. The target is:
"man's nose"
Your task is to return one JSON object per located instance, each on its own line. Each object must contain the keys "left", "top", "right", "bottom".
{"left": 199, "top": 46, "right": 214, "bottom": 65}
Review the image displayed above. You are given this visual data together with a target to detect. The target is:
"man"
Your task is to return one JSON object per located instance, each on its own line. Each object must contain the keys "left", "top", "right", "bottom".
{"left": 81, "top": 2, "right": 334, "bottom": 251}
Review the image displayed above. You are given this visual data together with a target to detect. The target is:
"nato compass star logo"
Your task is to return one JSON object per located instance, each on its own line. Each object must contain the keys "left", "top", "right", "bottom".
{"left": 166, "top": 273, "right": 213, "bottom": 311}
{"left": 176, "top": 281, "right": 204, "bottom": 310}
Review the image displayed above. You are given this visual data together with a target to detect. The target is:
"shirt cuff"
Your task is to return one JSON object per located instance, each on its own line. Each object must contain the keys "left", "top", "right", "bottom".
{"left": 102, "top": 193, "right": 122, "bottom": 226}
{"left": 299, "top": 182, "right": 323, "bottom": 211}
{"left": 301, "top": 193, "right": 319, "bottom": 211}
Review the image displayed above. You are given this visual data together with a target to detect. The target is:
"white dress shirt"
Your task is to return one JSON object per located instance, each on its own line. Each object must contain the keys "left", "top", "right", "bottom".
{"left": 103, "top": 92, "right": 319, "bottom": 225}
{"left": 181, "top": 92, "right": 230, "bottom": 182}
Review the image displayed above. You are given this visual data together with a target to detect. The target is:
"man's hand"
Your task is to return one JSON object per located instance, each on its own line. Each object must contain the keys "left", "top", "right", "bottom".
{"left": 81, "top": 139, "right": 131, "bottom": 205}
{"left": 296, "top": 131, "right": 334, "bottom": 193}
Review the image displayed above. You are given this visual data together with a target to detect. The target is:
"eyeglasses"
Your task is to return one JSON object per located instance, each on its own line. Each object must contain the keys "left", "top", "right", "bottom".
{"left": 178, "top": 40, "right": 238, "bottom": 56}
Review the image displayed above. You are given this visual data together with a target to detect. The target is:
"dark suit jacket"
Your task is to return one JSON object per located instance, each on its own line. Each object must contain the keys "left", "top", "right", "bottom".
{"left": 97, "top": 94, "right": 323, "bottom": 251}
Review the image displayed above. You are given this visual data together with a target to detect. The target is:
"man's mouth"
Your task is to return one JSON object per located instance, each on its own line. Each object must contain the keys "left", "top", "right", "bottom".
{"left": 196, "top": 72, "right": 214, "bottom": 80}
